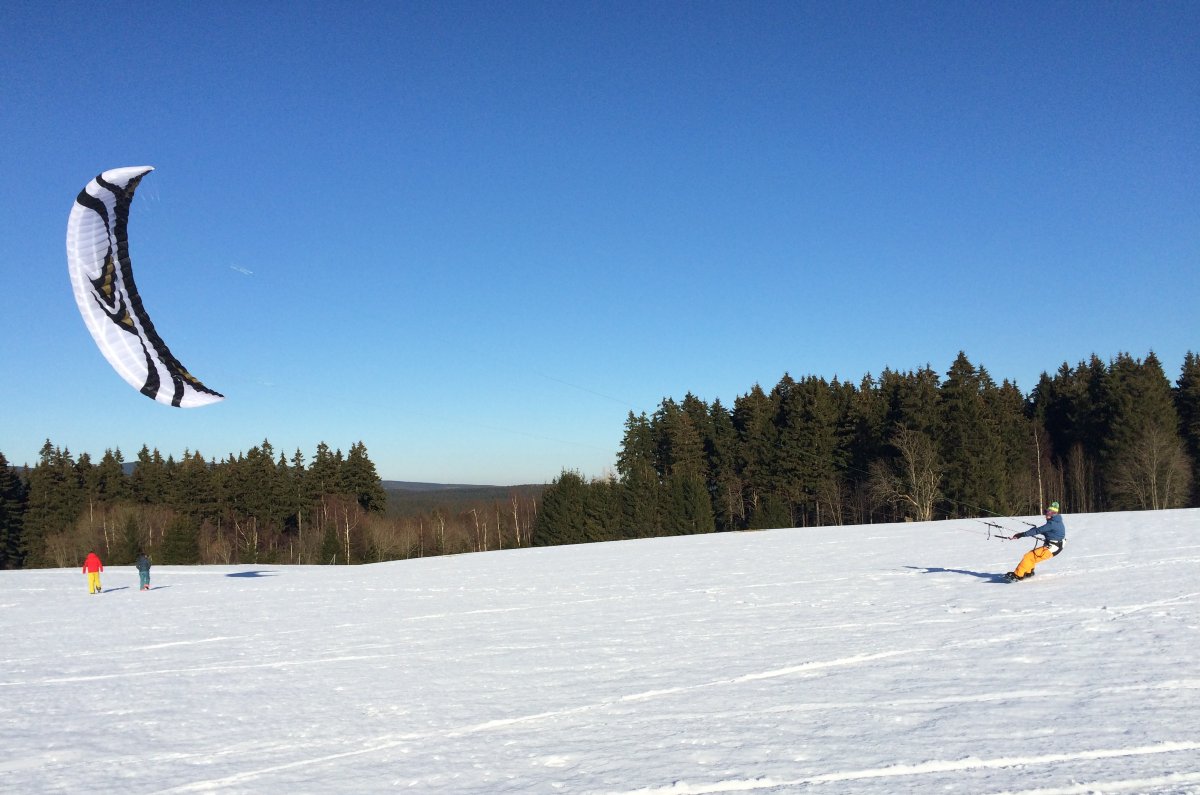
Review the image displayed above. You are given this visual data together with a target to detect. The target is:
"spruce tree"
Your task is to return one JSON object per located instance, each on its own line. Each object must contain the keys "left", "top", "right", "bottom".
{"left": 1034, "top": 361, "right": 1102, "bottom": 512}
{"left": 172, "top": 451, "right": 217, "bottom": 520}
{"left": 344, "top": 441, "right": 387, "bottom": 512}
{"left": 0, "top": 453, "right": 27, "bottom": 569}
{"left": 1104, "top": 352, "right": 1190, "bottom": 509}
{"left": 76, "top": 452, "right": 96, "bottom": 523}
{"left": 1079, "top": 356, "right": 1114, "bottom": 509}
{"left": 286, "top": 448, "right": 311, "bottom": 540}
{"left": 131, "top": 446, "right": 169, "bottom": 505}
{"left": 654, "top": 398, "right": 706, "bottom": 481}
{"left": 95, "top": 448, "right": 130, "bottom": 503}
{"left": 617, "top": 413, "right": 661, "bottom": 537}
{"left": 309, "top": 442, "right": 345, "bottom": 497}
{"left": 531, "top": 470, "right": 589, "bottom": 546}
{"left": 939, "top": 353, "right": 1003, "bottom": 517}
{"left": 160, "top": 515, "right": 201, "bottom": 564}
{"left": 617, "top": 412, "right": 656, "bottom": 478}
{"left": 705, "top": 400, "right": 743, "bottom": 531}
{"left": 1176, "top": 352, "right": 1200, "bottom": 506}
{"left": 845, "top": 374, "right": 888, "bottom": 523}
{"left": 658, "top": 474, "right": 711, "bottom": 535}
{"left": 653, "top": 397, "right": 714, "bottom": 534}
{"left": 771, "top": 376, "right": 810, "bottom": 523}
{"left": 988, "top": 378, "right": 1037, "bottom": 513}
{"left": 581, "top": 476, "right": 622, "bottom": 542}
{"left": 249, "top": 442, "right": 289, "bottom": 522}
{"left": 733, "top": 384, "right": 778, "bottom": 527}
{"left": 773, "top": 375, "right": 845, "bottom": 526}
{"left": 823, "top": 377, "right": 861, "bottom": 525}
{"left": 881, "top": 366, "right": 941, "bottom": 437}
{"left": 22, "top": 442, "right": 84, "bottom": 567}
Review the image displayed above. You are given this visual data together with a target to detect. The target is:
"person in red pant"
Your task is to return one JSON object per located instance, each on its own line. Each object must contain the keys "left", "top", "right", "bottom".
{"left": 83, "top": 550, "right": 104, "bottom": 594}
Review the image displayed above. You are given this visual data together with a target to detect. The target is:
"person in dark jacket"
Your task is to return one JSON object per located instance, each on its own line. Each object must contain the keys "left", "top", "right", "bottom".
{"left": 83, "top": 551, "right": 104, "bottom": 594}
{"left": 136, "top": 552, "right": 152, "bottom": 591}
{"left": 1006, "top": 502, "right": 1066, "bottom": 581}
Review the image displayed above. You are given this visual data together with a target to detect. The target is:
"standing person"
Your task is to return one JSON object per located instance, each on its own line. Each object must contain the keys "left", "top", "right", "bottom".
{"left": 136, "top": 551, "right": 152, "bottom": 591}
{"left": 83, "top": 550, "right": 104, "bottom": 594}
{"left": 1006, "top": 502, "right": 1066, "bottom": 582}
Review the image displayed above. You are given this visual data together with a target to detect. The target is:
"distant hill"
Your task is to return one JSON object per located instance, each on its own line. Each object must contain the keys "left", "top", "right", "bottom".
{"left": 381, "top": 481, "right": 544, "bottom": 517}
{"left": 382, "top": 481, "right": 499, "bottom": 492}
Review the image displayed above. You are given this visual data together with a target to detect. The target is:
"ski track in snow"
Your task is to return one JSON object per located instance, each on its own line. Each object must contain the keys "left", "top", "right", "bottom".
{"left": 2, "top": 509, "right": 1198, "bottom": 794}
{"left": 150, "top": 678, "right": 1200, "bottom": 794}
{"left": 603, "top": 742, "right": 1200, "bottom": 794}
{"left": 146, "top": 664, "right": 1200, "bottom": 793}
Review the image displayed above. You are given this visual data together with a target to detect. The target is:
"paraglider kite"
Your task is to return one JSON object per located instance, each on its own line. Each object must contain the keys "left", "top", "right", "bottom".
{"left": 66, "top": 166, "right": 223, "bottom": 407}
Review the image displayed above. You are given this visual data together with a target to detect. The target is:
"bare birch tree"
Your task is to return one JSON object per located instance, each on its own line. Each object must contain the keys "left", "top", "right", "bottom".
{"left": 869, "top": 428, "right": 942, "bottom": 521}
{"left": 1108, "top": 424, "right": 1193, "bottom": 510}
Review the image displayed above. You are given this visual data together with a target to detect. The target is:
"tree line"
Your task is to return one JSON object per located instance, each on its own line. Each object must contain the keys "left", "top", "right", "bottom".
{"left": 3, "top": 349, "right": 1197, "bottom": 567}
{"left": 0, "top": 440, "right": 538, "bottom": 569}
{"left": 531, "top": 350, "right": 1200, "bottom": 546}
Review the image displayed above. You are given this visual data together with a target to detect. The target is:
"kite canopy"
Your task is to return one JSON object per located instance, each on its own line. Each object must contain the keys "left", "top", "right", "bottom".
{"left": 66, "top": 166, "right": 224, "bottom": 408}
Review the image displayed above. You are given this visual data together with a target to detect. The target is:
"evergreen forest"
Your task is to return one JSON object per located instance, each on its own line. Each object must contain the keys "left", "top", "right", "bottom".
{"left": 531, "top": 350, "right": 1200, "bottom": 546}
{"left": 0, "top": 440, "right": 538, "bottom": 569}
{"left": 1, "top": 350, "right": 1197, "bottom": 568}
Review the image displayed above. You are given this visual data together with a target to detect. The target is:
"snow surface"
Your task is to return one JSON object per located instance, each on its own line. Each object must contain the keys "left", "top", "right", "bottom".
{"left": 2, "top": 509, "right": 1199, "bottom": 794}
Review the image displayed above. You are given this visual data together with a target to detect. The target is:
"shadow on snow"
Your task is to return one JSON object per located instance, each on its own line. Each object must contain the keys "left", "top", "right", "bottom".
{"left": 905, "top": 565, "right": 1009, "bottom": 583}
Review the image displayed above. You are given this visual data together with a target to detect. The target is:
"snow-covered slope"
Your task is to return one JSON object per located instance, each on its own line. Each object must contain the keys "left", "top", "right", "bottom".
{"left": 2, "top": 510, "right": 1198, "bottom": 794}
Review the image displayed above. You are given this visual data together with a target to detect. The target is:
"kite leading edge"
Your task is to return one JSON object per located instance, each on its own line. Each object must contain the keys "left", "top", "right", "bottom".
{"left": 66, "top": 166, "right": 224, "bottom": 408}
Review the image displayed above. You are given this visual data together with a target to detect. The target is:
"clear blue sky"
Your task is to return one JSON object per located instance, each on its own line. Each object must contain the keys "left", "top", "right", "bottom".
{"left": 2, "top": 1, "right": 1196, "bottom": 485}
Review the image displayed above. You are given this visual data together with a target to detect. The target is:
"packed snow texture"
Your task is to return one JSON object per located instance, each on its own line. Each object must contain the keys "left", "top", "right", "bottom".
{"left": 2, "top": 510, "right": 1198, "bottom": 794}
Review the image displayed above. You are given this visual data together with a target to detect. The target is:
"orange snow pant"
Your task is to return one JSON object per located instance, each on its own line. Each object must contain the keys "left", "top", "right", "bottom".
{"left": 1014, "top": 542, "right": 1062, "bottom": 578}
{"left": 87, "top": 572, "right": 102, "bottom": 593}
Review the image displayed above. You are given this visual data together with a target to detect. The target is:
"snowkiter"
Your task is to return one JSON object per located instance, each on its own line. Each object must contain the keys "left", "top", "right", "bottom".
{"left": 136, "top": 552, "right": 151, "bottom": 591}
{"left": 83, "top": 551, "right": 104, "bottom": 594}
{"left": 1006, "top": 502, "right": 1066, "bottom": 582}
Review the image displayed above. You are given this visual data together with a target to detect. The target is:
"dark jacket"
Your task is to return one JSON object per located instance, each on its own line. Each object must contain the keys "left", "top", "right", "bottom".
{"left": 135, "top": 554, "right": 151, "bottom": 572}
